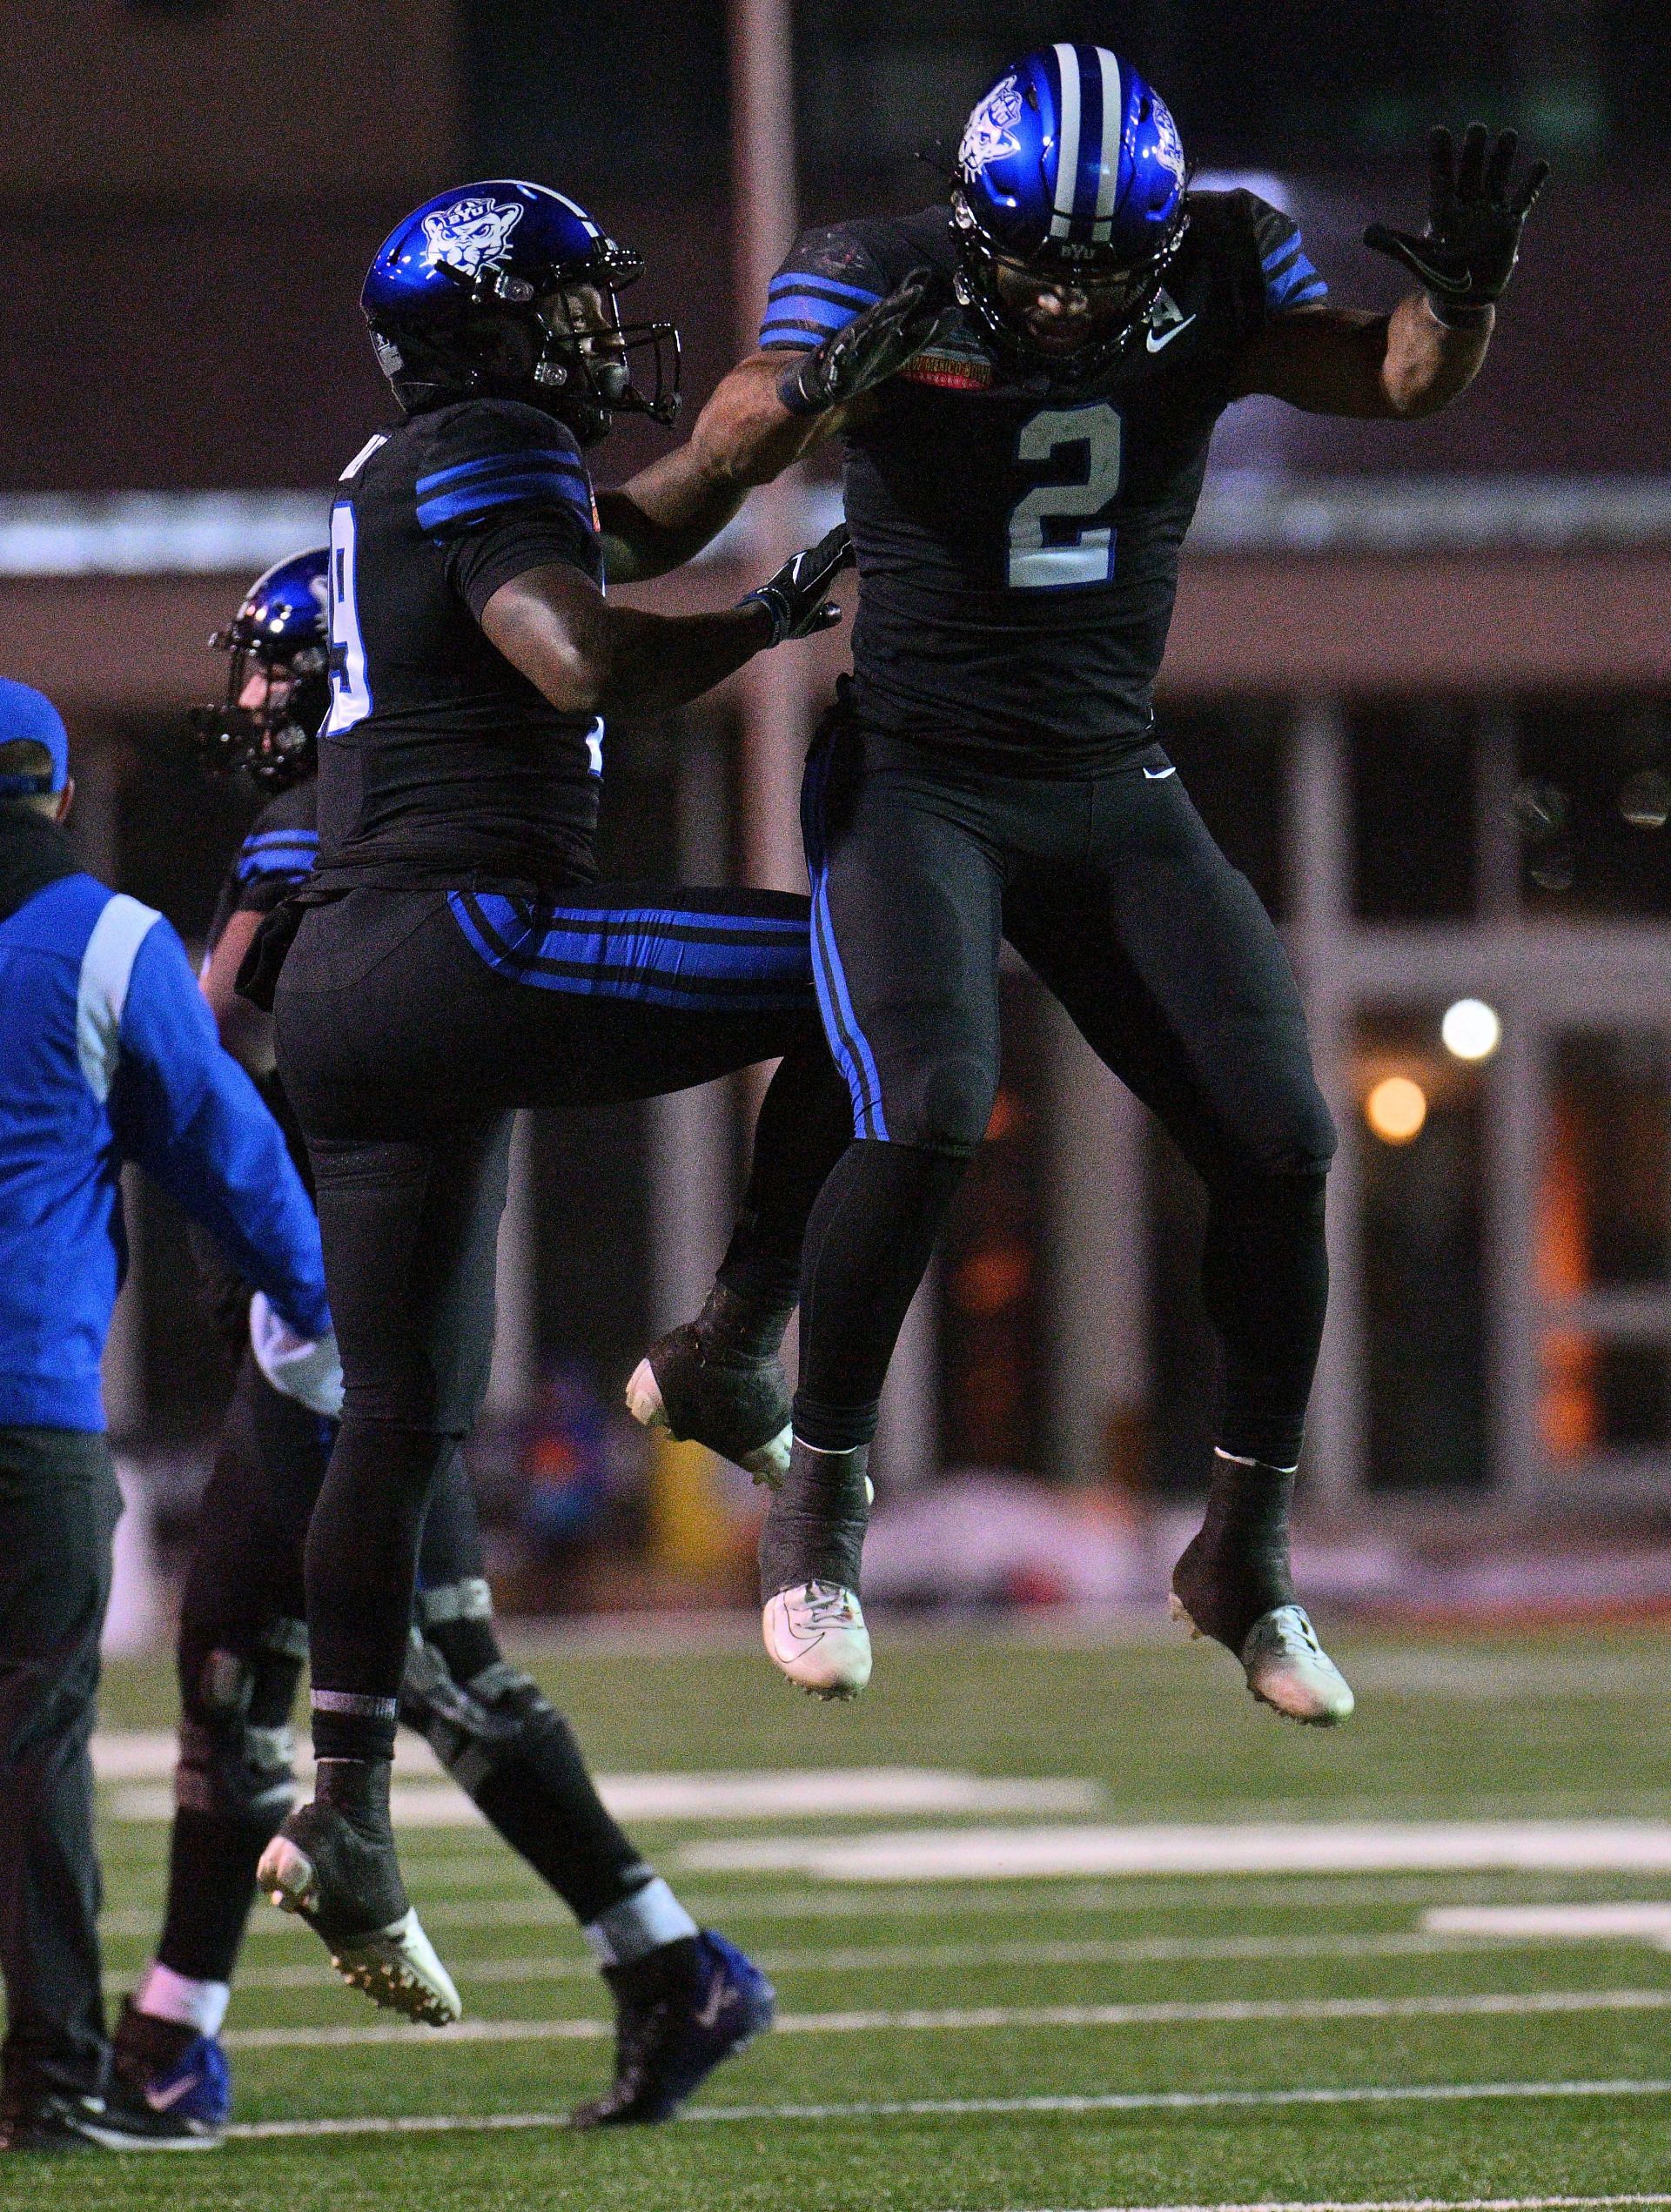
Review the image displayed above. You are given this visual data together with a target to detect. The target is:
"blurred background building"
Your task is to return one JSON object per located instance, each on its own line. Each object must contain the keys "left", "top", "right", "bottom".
{"left": 4, "top": 0, "right": 1669, "bottom": 1619}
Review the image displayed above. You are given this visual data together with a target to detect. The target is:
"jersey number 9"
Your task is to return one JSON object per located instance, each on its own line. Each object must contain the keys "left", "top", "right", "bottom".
{"left": 325, "top": 501, "right": 372, "bottom": 735}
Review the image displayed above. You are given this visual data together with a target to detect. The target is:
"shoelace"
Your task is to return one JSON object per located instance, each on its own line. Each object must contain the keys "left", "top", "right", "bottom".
{"left": 1267, "top": 1607, "right": 1323, "bottom": 1658}
{"left": 796, "top": 1582, "right": 857, "bottom": 1630}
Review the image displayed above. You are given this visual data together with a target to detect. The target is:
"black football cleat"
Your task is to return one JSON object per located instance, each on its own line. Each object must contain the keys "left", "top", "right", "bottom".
{"left": 0, "top": 2086, "right": 220, "bottom": 2153}
{"left": 256, "top": 1757, "right": 460, "bottom": 2023}
{"left": 626, "top": 1285, "right": 792, "bottom": 1482}
{"left": 572, "top": 1931, "right": 776, "bottom": 2127}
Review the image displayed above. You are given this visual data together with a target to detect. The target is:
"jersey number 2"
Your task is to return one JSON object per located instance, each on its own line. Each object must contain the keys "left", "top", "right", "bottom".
{"left": 1007, "top": 401, "right": 1123, "bottom": 590}
{"left": 325, "top": 501, "right": 372, "bottom": 734}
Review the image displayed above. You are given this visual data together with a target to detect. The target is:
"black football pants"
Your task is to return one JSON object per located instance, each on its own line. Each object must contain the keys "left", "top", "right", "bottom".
{"left": 0, "top": 1427, "right": 122, "bottom": 2115}
{"left": 274, "top": 885, "right": 849, "bottom": 1758}
{"left": 794, "top": 720, "right": 1337, "bottom": 1465}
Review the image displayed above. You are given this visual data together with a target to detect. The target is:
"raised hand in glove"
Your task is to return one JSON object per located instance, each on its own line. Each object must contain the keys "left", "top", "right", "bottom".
{"left": 740, "top": 522, "right": 856, "bottom": 647}
{"left": 776, "top": 267, "right": 952, "bottom": 418}
{"left": 1365, "top": 123, "right": 1549, "bottom": 325}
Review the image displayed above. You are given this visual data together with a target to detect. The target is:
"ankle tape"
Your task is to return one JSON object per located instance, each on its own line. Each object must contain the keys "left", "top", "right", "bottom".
{"left": 758, "top": 1443, "right": 870, "bottom": 1602}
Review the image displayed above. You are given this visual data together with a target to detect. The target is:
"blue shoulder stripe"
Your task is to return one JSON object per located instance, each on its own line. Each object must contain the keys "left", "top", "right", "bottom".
{"left": 1262, "top": 235, "right": 1307, "bottom": 271}
{"left": 416, "top": 446, "right": 588, "bottom": 496}
{"left": 1272, "top": 277, "right": 1327, "bottom": 311}
{"left": 1267, "top": 257, "right": 1326, "bottom": 309}
{"left": 242, "top": 828, "right": 319, "bottom": 853}
{"left": 768, "top": 270, "right": 882, "bottom": 310}
{"left": 236, "top": 848, "right": 315, "bottom": 882}
{"left": 416, "top": 467, "right": 594, "bottom": 534}
{"left": 761, "top": 293, "right": 865, "bottom": 340}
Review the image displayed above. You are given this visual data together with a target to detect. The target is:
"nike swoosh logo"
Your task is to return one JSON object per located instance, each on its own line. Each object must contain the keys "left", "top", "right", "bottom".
{"left": 145, "top": 2073, "right": 202, "bottom": 2112}
{"left": 768, "top": 1613, "right": 824, "bottom": 1657}
{"left": 1143, "top": 765, "right": 1177, "bottom": 781}
{"left": 1146, "top": 313, "right": 1197, "bottom": 353}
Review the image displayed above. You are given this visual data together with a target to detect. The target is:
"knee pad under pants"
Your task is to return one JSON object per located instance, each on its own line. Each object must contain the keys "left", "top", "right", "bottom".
{"left": 173, "top": 1619, "right": 307, "bottom": 1827}
{"left": 399, "top": 1595, "right": 566, "bottom": 1800}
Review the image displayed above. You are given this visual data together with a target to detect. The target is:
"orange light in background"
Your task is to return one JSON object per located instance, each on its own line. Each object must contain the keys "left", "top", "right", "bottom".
{"left": 1365, "top": 1075, "right": 1428, "bottom": 1144}
{"left": 1536, "top": 1096, "right": 1598, "bottom": 1457}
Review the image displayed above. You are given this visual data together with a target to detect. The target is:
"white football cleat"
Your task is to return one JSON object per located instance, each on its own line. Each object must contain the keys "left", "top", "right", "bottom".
{"left": 1239, "top": 1603, "right": 1355, "bottom": 1725}
{"left": 257, "top": 1831, "right": 462, "bottom": 2026}
{"left": 1171, "top": 1594, "right": 1354, "bottom": 1726}
{"left": 762, "top": 1581, "right": 872, "bottom": 1700}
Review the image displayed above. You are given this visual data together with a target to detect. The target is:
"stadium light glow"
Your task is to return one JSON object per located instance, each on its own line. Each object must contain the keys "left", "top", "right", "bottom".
{"left": 1365, "top": 1076, "right": 1428, "bottom": 1145}
{"left": 1440, "top": 998, "right": 1502, "bottom": 1062}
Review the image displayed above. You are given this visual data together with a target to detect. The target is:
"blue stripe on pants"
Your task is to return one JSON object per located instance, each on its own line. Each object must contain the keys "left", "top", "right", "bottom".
{"left": 802, "top": 745, "right": 890, "bottom": 1141}
{"left": 447, "top": 892, "right": 813, "bottom": 1012}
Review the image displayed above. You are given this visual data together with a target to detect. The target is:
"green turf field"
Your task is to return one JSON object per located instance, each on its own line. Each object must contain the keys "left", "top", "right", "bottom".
{"left": 13, "top": 1621, "right": 1671, "bottom": 2210}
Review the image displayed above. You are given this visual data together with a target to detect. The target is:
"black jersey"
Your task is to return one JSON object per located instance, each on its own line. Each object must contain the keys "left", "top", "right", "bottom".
{"left": 317, "top": 398, "right": 607, "bottom": 889}
{"left": 205, "top": 777, "right": 319, "bottom": 954}
{"left": 762, "top": 193, "right": 1326, "bottom": 772}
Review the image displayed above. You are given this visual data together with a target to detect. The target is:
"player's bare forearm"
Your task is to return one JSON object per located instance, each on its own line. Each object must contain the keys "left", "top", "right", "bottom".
{"left": 1231, "top": 296, "right": 1490, "bottom": 419}
{"left": 597, "top": 450, "right": 748, "bottom": 587}
{"left": 599, "top": 358, "right": 848, "bottom": 584}
{"left": 482, "top": 562, "right": 772, "bottom": 716}
{"left": 692, "top": 355, "right": 851, "bottom": 486}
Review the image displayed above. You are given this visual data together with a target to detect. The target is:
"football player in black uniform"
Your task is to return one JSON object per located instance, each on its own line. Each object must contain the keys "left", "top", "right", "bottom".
{"left": 245, "top": 182, "right": 862, "bottom": 2028}
{"left": 655, "top": 48, "right": 1547, "bottom": 1706}
{"left": 113, "top": 555, "right": 780, "bottom": 2129}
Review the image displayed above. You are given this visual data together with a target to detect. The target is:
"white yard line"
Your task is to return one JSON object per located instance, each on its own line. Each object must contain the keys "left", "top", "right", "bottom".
{"left": 220, "top": 1987, "right": 1671, "bottom": 2050}
{"left": 1425, "top": 1905, "right": 1671, "bottom": 1948}
{"left": 218, "top": 2076, "right": 1671, "bottom": 2138}
{"left": 941, "top": 2200, "right": 1671, "bottom": 2212}
{"left": 97, "top": 1873, "right": 1671, "bottom": 1943}
{"left": 681, "top": 1821, "right": 1671, "bottom": 1882}
{"left": 111, "top": 1925, "right": 1671, "bottom": 1994}
{"left": 93, "top": 1742, "right": 1098, "bottom": 1821}
{"left": 939, "top": 2199, "right": 1671, "bottom": 2211}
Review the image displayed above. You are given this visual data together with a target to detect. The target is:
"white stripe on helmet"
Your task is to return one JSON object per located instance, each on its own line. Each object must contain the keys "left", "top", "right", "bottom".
{"left": 1091, "top": 48, "right": 1122, "bottom": 241}
{"left": 1049, "top": 42, "right": 1082, "bottom": 238}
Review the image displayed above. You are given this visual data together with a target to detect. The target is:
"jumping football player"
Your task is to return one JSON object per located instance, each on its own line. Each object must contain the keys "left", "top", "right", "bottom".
{"left": 246, "top": 181, "right": 861, "bottom": 2026}
{"left": 662, "top": 50, "right": 1547, "bottom": 1706}
{"left": 110, "top": 556, "right": 776, "bottom": 2129}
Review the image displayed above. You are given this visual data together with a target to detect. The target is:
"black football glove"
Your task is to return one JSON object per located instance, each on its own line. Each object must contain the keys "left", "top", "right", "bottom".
{"left": 1364, "top": 123, "right": 1549, "bottom": 324}
{"left": 740, "top": 522, "right": 856, "bottom": 647}
{"left": 775, "top": 266, "right": 953, "bottom": 418}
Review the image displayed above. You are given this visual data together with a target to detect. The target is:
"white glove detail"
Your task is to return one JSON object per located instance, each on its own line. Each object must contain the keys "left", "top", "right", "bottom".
{"left": 249, "top": 1291, "right": 344, "bottom": 1419}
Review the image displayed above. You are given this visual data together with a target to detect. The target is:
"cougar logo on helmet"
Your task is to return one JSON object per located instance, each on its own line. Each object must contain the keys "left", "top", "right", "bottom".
{"left": 422, "top": 196, "right": 523, "bottom": 276}
{"left": 1153, "top": 104, "right": 1186, "bottom": 184}
{"left": 958, "top": 75, "right": 1023, "bottom": 174}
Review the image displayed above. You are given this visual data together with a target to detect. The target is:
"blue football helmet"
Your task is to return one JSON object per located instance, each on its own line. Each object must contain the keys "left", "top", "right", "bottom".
{"left": 361, "top": 181, "right": 680, "bottom": 443}
{"left": 188, "top": 547, "right": 329, "bottom": 789}
{"left": 952, "top": 44, "right": 1189, "bottom": 371}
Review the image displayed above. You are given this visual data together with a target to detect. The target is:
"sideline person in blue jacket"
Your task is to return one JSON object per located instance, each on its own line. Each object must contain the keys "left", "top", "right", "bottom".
{"left": 0, "top": 680, "right": 339, "bottom": 2154}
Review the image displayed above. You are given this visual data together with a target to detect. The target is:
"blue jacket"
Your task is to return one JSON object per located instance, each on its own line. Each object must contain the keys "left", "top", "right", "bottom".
{"left": 0, "top": 844, "right": 331, "bottom": 1431}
